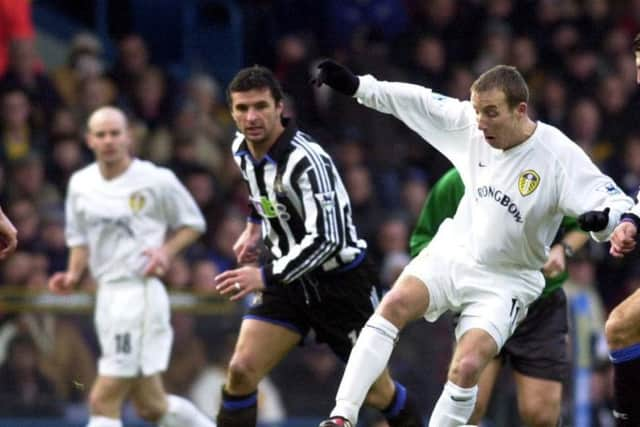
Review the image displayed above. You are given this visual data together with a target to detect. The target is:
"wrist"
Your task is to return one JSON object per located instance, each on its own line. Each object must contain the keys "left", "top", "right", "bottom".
{"left": 66, "top": 271, "right": 82, "bottom": 285}
{"left": 621, "top": 213, "right": 640, "bottom": 230}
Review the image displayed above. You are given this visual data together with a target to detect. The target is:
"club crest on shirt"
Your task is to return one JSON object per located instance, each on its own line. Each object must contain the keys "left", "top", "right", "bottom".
{"left": 518, "top": 170, "right": 540, "bottom": 197}
{"left": 129, "top": 191, "right": 146, "bottom": 213}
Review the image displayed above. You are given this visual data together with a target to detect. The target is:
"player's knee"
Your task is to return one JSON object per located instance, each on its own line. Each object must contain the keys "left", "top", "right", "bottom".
{"left": 520, "top": 404, "right": 559, "bottom": 427}
{"left": 378, "top": 289, "right": 419, "bottom": 328}
{"left": 88, "top": 390, "right": 105, "bottom": 415}
{"left": 88, "top": 388, "right": 121, "bottom": 417}
{"left": 605, "top": 307, "right": 634, "bottom": 350}
{"left": 449, "top": 353, "right": 484, "bottom": 385}
{"left": 226, "top": 354, "right": 260, "bottom": 391}
{"left": 517, "top": 392, "right": 560, "bottom": 427}
{"left": 134, "top": 400, "right": 166, "bottom": 422}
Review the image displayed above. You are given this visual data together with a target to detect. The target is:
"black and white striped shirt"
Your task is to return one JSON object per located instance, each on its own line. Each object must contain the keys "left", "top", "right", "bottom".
{"left": 233, "top": 119, "right": 366, "bottom": 285}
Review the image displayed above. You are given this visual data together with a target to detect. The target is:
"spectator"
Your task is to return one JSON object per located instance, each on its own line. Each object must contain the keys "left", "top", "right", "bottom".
{"left": 343, "top": 165, "right": 383, "bottom": 244}
{"left": 564, "top": 254, "right": 610, "bottom": 426}
{"left": 53, "top": 32, "right": 105, "bottom": 107}
{"left": 0, "top": 39, "right": 61, "bottom": 127}
{"left": 0, "top": 0, "right": 34, "bottom": 77}
{"left": 8, "top": 152, "right": 61, "bottom": 210}
{"left": 46, "top": 134, "right": 90, "bottom": 194}
{"left": 6, "top": 198, "right": 41, "bottom": 253}
{"left": 0, "top": 333, "right": 62, "bottom": 417}
{"left": 0, "top": 86, "right": 45, "bottom": 165}
{"left": 164, "top": 254, "right": 191, "bottom": 291}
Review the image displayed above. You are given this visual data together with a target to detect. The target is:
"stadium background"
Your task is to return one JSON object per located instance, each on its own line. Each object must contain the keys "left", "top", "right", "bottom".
{"left": 1, "top": 0, "right": 639, "bottom": 425}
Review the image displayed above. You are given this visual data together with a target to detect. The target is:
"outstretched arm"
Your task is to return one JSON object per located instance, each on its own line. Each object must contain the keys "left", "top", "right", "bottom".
{"left": 312, "top": 59, "right": 474, "bottom": 167}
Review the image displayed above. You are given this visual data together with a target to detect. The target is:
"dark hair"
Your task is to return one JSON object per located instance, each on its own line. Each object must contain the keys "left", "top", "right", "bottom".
{"left": 471, "top": 65, "right": 529, "bottom": 109}
{"left": 226, "top": 65, "right": 283, "bottom": 106}
{"left": 633, "top": 33, "right": 640, "bottom": 53}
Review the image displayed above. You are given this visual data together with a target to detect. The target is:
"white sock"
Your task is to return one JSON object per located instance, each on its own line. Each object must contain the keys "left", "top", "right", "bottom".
{"left": 428, "top": 381, "right": 478, "bottom": 427}
{"left": 330, "top": 314, "right": 398, "bottom": 425}
{"left": 86, "top": 415, "right": 122, "bottom": 427}
{"left": 158, "top": 394, "right": 217, "bottom": 427}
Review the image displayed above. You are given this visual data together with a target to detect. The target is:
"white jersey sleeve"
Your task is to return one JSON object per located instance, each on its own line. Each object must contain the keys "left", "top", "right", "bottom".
{"left": 355, "top": 74, "right": 476, "bottom": 168}
{"left": 555, "top": 137, "right": 633, "bottom": 241}
{"left": 157, "top": 168, "right": 206, "bottom": 233}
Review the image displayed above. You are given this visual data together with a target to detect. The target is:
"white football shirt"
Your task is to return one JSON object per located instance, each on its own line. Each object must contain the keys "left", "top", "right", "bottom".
{"left": 65, "top": 159, "right": 206, "bottom": 285}
{"left": 356, "top": 75, "right": 633, "bottom": 270}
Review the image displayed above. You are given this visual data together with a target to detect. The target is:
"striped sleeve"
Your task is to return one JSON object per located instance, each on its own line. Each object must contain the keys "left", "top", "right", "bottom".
{"left": 263, "top": 142, "right": 346, "bottom": 284}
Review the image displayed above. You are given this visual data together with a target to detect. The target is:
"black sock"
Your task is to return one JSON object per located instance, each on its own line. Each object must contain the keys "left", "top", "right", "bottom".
{"left": 383, "top": 382, "right": 424, "bottom": 427}
{"left": 610, "top": 343, "right": 640, "bottom": 427}
{"left": 216, "top": 386, "right": 258, "bottom": 427}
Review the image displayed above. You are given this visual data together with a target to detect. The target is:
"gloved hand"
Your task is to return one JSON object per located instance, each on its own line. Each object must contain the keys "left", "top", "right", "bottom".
{"left": 578, "top": 207, "right": 610, "bottom": 232}
{"left": 311, "top": 60, "right": 359, "bottom": 96}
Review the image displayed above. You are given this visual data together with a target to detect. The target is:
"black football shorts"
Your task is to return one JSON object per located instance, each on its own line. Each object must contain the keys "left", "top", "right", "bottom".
{"left": 245, "top": 255, "right": 382, "bottom": 362}
{"left": 501, "top": 287, "right": 569, "bottom": 382}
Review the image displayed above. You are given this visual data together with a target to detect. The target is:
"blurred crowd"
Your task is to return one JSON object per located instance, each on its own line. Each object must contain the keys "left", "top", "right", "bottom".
{"left": 1, "top": 0, "right": 640, "bottom": 425}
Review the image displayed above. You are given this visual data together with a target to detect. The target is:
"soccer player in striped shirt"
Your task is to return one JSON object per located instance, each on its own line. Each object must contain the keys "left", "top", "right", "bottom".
{"left": 214, "top": 65, "right": 422, "bottom": 427}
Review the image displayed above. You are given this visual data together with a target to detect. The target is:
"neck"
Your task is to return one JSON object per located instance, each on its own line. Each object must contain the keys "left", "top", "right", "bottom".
{"left": 507, "top": 118, "right": 537, "bottom": 150}
{"left": 99, "top": 157, "right": 132, "bottom": 180}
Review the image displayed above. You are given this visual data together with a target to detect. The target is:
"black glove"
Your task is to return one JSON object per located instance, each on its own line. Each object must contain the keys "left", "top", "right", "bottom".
{"left": 578, "top": 207, "right": 610, "bottom": 232}
{"left": 311, "top": 60, "right": 359, "bottom": 96}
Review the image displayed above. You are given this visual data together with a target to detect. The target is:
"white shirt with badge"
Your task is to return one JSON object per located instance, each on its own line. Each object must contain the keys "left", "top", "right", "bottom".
{"left": 355, "top": 75, "right": 633, "bottom": 272}
{"left": 65, "top": 158, "right": 206, "bottom": 285}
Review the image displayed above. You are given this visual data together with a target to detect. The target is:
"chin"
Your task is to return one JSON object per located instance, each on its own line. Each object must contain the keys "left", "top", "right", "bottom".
{"left": 485, "top": 138, "right": 500, "bottom": 148}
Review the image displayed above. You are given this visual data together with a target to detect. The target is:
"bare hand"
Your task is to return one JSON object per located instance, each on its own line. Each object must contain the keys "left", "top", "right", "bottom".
{"left": 542, "top": 244, "right": 566, "bottom": 278}
{"left": 0, "top": 211, "right": 17, "bottom": 259}
{"left": 235, "top": 241, "right": 260, "bottom": 264}
{"left": 214, "top": 266, "right": 265, "bottom": 302}
{"left": 610, "top": 222, "right": 637, "bottom": 257}
{"left": 234, "top": 224, "right": 262, "bottom": 264}
{"left": 142, "top": 247, "right": 170, "bottom": 277}
{"left": 48, "top": 272, "right": 78, "bottom": 295}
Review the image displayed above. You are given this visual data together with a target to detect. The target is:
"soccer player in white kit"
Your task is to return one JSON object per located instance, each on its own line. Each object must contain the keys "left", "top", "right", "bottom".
{"left": 312, "top": 61, "right": 634, "bottom": 427}
{"left": 48, "top": 107, "right": 216, "bottom": 427}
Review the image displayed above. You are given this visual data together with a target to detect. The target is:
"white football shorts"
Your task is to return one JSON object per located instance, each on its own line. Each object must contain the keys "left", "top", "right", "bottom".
{"left": 400, "top": 240, "right": 543, "bottom": 350}
{"left": 94, "top": 277, "right": 173, "bottom": 377}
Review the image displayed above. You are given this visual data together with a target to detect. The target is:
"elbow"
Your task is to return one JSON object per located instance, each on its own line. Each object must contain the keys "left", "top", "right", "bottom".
{"left": 323, "top": 236, "right": 342, "bottom": 257}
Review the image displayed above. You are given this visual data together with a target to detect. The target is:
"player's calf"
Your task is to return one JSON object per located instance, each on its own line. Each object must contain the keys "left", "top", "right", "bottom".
{"left": 383, "top": 384, "right": 424, "bottom": 427}
{"left": 217, "top": 386, "right": 258, "bottom": 427}
{"left": 610, "top": 343, "right": 640, "bottom": 427}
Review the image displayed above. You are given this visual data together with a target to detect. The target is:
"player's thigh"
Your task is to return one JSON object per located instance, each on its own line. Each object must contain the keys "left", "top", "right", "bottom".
{"left": 140, "top": 280, "right": 173, "bottom": 376}
{"left": 378, "top": 274, "right": 430, "bottom": 327}
{"left": 229, "top": 318, "right": 301, "bottom": 379}
{"left": 606, "top": 288, "right": 640, "bottom": 349}
{"left": 449, "top": 328, "right": 499, "bottom": 386}
{"left": 129, "top": 374, "right": 169, "bottom": 421}
{"left": 513, "top": 371, "right": 562, "bottom": 426}
{"left": 95, "top": 284, "right": 146, "bottom": 377}
{"left": 89, "top": 375, "right": 135, "bottom": 415}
